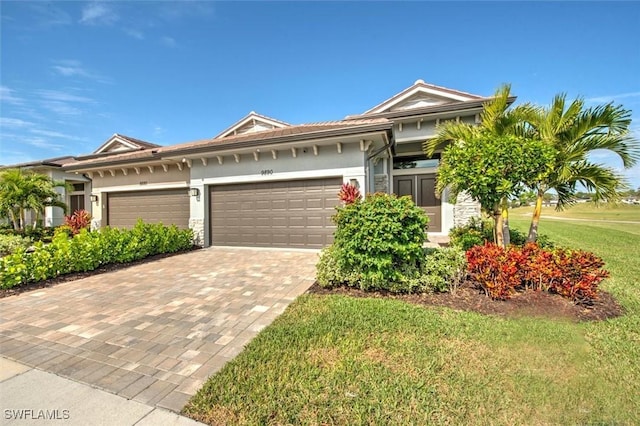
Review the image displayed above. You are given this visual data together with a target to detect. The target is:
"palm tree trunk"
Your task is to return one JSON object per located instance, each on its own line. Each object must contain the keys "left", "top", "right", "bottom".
{"left": 493, "top": 204, "right": 504, "bottom": 247}
{"left": 527, "top": 189, "right": 544, "bottom": 243}
{"left": 501, "top": 197, "right": 510, "bottom": 247}
{"left": 9, "top": 210, "right": 19, "bottom": 231}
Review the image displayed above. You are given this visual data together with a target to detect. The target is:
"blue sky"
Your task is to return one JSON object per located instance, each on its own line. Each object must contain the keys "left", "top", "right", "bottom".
{"left": 1, "top": 1, "right": 639, "bottom": 188}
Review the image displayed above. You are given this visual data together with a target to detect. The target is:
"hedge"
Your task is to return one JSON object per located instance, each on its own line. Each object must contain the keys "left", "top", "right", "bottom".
{"left": 0, "top": 221, "right": 194, "bottom": 289}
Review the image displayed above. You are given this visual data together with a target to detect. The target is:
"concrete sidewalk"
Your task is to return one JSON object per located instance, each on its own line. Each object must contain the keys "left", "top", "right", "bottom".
{"left": 0, "top": 357, "right": 204, "bottom": 426}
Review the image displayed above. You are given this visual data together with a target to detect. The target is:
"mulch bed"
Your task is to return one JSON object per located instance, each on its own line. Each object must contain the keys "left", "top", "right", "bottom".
{"left": 0, "top": 247, "right": 201, "bottom": 299}
{"left": 307, "top": 281, "right": 625, "bottom": 322}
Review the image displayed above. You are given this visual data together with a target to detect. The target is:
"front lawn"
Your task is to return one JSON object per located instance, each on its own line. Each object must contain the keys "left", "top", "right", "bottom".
{"left": 184, "top": 216, "right": 640, "bottom": 425}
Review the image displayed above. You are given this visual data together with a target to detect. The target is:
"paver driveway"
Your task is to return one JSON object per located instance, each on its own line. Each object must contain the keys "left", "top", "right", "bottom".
{"left": 0, "top": 247, "right": 319, "bottom": 412}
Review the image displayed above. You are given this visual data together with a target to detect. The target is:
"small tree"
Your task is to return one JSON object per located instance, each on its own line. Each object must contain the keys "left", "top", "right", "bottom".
{"left": 435, "top": 134, "right": 555, "bottom": 247}
{"left": 0, "top": 168, "right": 68, "bottom": 231}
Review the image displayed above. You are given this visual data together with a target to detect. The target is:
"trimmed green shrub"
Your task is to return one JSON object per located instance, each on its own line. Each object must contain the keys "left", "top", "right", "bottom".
{"left": 450, "top": 217, "right": 554, "bottom": 250}
{"left": 0, "top": 234, "right": 31, "bottom": 257}
{"left": 0, "top": 221, "right": 194, "bottom": 289}
{"left": 420, "top": 247, "right": 467, "bottom": 293}
{"left": 318, "top": 193, "right": 429, "bottom": 291}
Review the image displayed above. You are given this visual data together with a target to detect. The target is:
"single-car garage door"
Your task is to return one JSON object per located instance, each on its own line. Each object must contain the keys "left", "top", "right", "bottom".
{"left": 210, "top": 178, "right": 341, "bottom": 248}
{"left": 107, "top": 189, "right": 190, "bottom": 229}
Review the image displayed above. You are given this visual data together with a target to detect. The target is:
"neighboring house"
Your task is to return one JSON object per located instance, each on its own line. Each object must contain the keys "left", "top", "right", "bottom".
{"left": 7, "top": 80, "right": 508, "bottom": 248}
{"left": 1, "top": 134, "right": 159, "bottom": 227}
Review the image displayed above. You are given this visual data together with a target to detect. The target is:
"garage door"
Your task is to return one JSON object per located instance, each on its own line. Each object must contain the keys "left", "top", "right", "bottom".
{"left": 210, "top": 178, "right": 341, "bottom": 248}
{"left": 107, "top": 189, "right": 190, "bottom": 229}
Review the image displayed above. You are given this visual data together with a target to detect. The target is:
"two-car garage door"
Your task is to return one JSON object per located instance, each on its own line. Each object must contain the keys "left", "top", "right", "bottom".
{"left": 107, "top": 189, "right": 190, "bottom": 229}
{"left": 210, "top": 178, "right": 341, "bottom": 248}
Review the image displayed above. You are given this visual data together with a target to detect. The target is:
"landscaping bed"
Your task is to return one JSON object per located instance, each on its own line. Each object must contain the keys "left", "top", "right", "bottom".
{"left": 307, "top": 281, "right": 624, "bottom": 322}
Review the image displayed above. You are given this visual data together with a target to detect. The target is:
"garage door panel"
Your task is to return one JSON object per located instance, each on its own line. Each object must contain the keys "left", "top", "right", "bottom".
{"left": 107, "top": 189, "right": 189, "bottom": 229}
{"left": 210, "top": 178, "right": 341, "bottom": 248}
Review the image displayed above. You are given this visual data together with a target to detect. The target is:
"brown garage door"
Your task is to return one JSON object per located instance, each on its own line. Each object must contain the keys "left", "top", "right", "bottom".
{"left": 210, "top": 178, "right": 341, "bottom": 248}
{"left": 107, "top": 189, "right": 190, "bottom": 229}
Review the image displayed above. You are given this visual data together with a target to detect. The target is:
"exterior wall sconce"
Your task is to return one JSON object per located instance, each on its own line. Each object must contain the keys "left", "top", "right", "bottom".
{"left": 189, "top": 188, "right": 200, "bottom": 197}
{"left": 90, "top": 194, "right": 99, "bottom": 203}
{"left": 349, "top": 179, "right": 360, "bottom": 189}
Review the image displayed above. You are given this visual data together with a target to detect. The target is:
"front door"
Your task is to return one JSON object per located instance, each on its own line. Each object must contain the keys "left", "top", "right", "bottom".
{"left": 393, "top": 174, "right": 441, "bottom": 232}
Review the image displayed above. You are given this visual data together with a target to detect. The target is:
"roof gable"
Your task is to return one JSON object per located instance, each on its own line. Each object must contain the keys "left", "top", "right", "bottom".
{"left": 363, "top": 79, "right": 485, "bottom": 115}
{"left": 93, "top": 134, "right": 159, "bottom": 154}
{"left": 215, "top": 112, "right": 290, "bottom": 139}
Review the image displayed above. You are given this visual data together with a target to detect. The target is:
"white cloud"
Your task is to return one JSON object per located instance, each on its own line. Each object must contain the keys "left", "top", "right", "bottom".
{"left": 25, "top": 137, "right": 64, "bottom": 150}
{"left": 41, "top": 101, "right": 83, "bottom": 116}
{"left": 0, "top": 117, "right": 34, "bottom": 128}
{"left": 79, "top": 2, "right": 119, "bottom": 25}
{"left": 50, "top": 60, "right": 112, "bottom": 84}
{"left": 0, "top": 86, "right": 24, "bottom": 105}
{"left": 586, "top": 91, "right": 640, "bottom": 104}
{"left": 36, "top": 89, "right": 94, "bottom": 104}
{"left": 30, "top": 129, "right": 86, "bottom": 141}
{"left": 161, "top": 36, "right": 177, "bottom": 48}
{"left": 124, "top": 29, "right": 144, "bottom": 40}
{"left": 153, "top": 126, "right": 166, "bottom": 136}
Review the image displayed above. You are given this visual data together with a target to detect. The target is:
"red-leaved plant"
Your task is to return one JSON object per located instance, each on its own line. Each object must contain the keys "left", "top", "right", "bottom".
{"left": 64, "top": 209, "right": 92, "bottom": 235}
{"left": 466, "top": 242, "right": 608, "bottom": 305}
{"left": 338, "top": 183, "right": 361, "bottom": 205}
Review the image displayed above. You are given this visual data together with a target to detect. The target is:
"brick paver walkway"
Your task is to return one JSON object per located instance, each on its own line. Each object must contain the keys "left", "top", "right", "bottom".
{"left": 0, "top": 247, "right": 318, "bottom": 412}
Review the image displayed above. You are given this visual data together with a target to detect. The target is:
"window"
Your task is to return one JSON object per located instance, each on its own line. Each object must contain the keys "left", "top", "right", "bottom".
{"left": 70, "top": 195, "right": 85, "bottom": 212}
{"left": 393, "top": 154, "right": 440, "bottom": 170}
{"left": 69, "top": 182, "right": 85, "bottom": 212}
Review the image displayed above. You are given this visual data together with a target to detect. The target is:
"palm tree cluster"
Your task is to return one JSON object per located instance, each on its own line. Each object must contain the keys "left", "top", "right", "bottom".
{"left": 0, "top": 168, "right": 68, "bottom": 231}
{"left": 425, "top": 85, "right": 639, "bottom": 243}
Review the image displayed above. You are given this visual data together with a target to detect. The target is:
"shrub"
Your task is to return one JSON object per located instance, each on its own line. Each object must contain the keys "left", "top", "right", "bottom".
{"left": 450, "top": 217, "right": 554, "bottom": 250}
{"left": 0, "top": 234, "right": 31, "bottom": 257}
{"left": 316, "top": 245, "right": 359, "bottom": 288}
{"left": 330, "top": 193, "right": 429, "bottom": 291}
{"left": 420, "top": 247, "right": 467, "bottom": 293}
{"left": 466, "top": 243, "right": 525, "bottom": 300}
{"left": 0, "top": 221, "right": 194, "bottom": 289}
{"left": 64, "top": 209, "right": 92, "bottom": 235}
{"left": 466, "top": 242, "right": 608, "bottom": 304}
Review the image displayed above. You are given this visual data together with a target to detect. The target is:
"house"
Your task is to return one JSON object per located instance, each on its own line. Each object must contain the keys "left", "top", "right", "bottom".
{"left": 0, "top": 156, "right": 87, "bottom": 227}
{"left": 0, "top": 135, "right": 159, "bottom": 227}
{"left": 9, "top": 80, "right": 506, "bottom": 247}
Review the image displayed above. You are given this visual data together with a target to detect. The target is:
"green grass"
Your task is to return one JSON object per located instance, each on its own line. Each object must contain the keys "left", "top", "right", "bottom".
{"left": 512, "top": 202, "right": 640, "bottom": 222}
{"left": 184, "top": 212, "right": 640, "bottom": 425}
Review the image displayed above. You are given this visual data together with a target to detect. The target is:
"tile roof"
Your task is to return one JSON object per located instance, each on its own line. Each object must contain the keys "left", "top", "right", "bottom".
{"left": 64, "top": 118, "right": 391, "bottom": 170}
{"left": 1, "top": 156, "right": 77, "bottom": 169}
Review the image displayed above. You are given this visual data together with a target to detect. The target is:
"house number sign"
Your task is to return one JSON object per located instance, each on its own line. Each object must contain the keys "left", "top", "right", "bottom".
{"left": 260, "top": 169, "right": 274, "bottom": 176}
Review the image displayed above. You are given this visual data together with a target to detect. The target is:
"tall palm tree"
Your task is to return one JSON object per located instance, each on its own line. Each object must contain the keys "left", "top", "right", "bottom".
{"left": 524, "top": 95, "right": 639, "bottom": 242}
{"left": 0, "top": 168, "right": 68, "bottom": 231}
{"left": 424, "top": 85, "right": 537, "bottom": 246}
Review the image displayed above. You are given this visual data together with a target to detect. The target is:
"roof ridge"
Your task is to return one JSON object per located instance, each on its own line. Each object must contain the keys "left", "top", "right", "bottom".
{"left": 361, "top": 79, "right": 485, "bottom": 115}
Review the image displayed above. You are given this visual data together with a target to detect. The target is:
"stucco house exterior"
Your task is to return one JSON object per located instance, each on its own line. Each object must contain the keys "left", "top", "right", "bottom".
{"left": 8, "top": 80, "right": 506, "bottom": 247}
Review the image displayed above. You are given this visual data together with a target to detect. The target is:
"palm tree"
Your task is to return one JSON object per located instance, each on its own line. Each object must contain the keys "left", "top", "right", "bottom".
{"left": 523, "top": 95, "right": 639, "bottom": 242}
{"left": 0, "top": 168, "right": 68, "bottom": 231}
{"left": 424, "top": 85, "right": 537, "bottom": 246}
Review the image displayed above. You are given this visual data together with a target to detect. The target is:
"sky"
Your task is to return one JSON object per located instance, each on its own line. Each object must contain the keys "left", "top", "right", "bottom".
{"left": 1, "top": 1, "right": 639, "bottom": 188}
